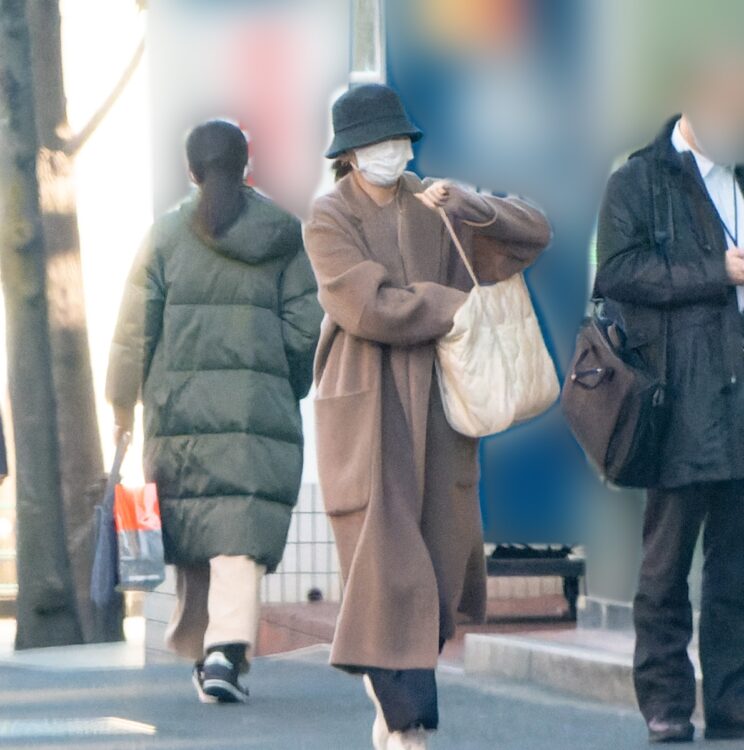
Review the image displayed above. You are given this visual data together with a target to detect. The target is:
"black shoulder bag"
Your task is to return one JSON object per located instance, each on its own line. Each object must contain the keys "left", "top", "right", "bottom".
{"left": 561, "top": 162, "right": 671, "bottom": 488}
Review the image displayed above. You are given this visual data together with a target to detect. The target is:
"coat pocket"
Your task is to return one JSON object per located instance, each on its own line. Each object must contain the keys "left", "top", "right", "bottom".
{"left": 314, "top": 390, "right": 376, "bottom": 516}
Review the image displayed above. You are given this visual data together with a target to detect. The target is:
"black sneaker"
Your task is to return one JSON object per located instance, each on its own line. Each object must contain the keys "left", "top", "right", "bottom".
{"left": 192, "top": 661, "right": 217, "bottom": 704}
{"left": 201, "top": 650, "right": 249, "bottom": 704}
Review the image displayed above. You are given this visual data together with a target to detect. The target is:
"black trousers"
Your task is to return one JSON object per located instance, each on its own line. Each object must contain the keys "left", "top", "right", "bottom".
{"left": 363, "top": 638, "right": 445, "bottom": 733}
{"left": 633, "top": 481, "right": 744, "bottom": 737}
{"left": 366, "top": 668, "right": 438, "bottom": 732}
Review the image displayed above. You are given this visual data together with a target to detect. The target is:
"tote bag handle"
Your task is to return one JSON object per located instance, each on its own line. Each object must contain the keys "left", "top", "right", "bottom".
{"left": 103, "top": 431, "right": 131, "bottom": 514}
{"left": 437, "top": 207, "right": 480, "bottom": 289}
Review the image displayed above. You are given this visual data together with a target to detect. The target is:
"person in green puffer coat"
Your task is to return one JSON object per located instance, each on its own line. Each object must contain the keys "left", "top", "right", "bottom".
{"left": 106, "top": 120, "right": 322, "bottom": 703}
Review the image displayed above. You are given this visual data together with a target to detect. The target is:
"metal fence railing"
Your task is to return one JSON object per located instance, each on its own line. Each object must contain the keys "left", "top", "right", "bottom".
{"left": 0, "top": 482, "right": 341, "bottom": 608}
{"left": 262, "top": 483, "right": 342, "bottom": 605}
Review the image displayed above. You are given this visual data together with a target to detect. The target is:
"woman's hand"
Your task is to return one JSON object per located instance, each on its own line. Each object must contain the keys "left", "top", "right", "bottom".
{"left": 416, "top": 181, "right": 497, "bottom": 226}
{"left": 113, "top": 405, "right": 134, "bottom": 446}
{"left": 415, "top": 180, "right": 453, "bottom": 210}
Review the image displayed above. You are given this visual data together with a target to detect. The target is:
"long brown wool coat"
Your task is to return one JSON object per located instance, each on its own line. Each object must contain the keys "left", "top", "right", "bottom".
{"left": 304, "top": 172, "right": 551, "bottom": 670}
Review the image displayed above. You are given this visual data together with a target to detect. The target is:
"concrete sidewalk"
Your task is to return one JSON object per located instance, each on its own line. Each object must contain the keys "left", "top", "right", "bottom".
{"left": 1, "top": 612, "right": 733, "bottom": 748}
{"left": 0, "top": 593, "right": 574, "bottom": 671}
{"left": 253, "top": 595, "right": 575, "bottom": 663}
{"left": 0, "top": 602, "right": 709, "bottom": 739}
{"left": 0, "top": 643, "right": 650, "bottom": 749}
{"left": 2, "top": 643, "right": 738, "bottom": 749}
{"left": 464, "top": 625, "right": 703, "bottom": 719}
{"left": 0, "top": 618, "right": 145, "bottom": 671}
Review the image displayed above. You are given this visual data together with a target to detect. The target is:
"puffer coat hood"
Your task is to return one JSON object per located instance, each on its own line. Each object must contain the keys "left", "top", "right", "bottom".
{"left": 187, "top": 188, "right": 299, "bottom": 264}
{"left": 107, "top": 187, "right": 323, "bottom": 571}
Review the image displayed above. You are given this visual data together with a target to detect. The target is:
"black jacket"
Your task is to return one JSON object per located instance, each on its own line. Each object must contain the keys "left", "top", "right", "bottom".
{"left": 595, "top": 116, "right": 744, "bottom": 488}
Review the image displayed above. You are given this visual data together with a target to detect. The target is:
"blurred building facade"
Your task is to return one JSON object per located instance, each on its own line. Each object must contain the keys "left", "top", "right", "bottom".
{"left": 4, "top": 0, "right": 743, "bottom": 621}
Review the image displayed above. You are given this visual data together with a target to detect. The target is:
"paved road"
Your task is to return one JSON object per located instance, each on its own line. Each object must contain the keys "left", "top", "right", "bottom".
{"left": 0, "top": 647, "right": 739, "bottom": 749}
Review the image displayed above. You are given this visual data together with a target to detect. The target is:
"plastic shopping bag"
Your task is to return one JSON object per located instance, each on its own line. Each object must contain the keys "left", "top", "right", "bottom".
{"left": 113, "top": 483, "right": 166, "bottom": 591}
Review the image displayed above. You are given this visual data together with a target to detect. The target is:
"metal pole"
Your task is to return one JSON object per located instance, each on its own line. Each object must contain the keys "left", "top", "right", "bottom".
{"left": 349, "top": 0, "right": 385, "bottom": 85}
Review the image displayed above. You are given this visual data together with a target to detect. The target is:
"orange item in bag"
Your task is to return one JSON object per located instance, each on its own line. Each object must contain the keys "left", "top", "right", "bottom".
{"left": 113, "top": 484, "right": 165, "bottom": 591}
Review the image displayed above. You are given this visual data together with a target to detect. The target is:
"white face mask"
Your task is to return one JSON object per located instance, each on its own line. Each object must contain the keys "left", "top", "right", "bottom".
{"left": 353, "top": 138, "right": 414, "bottom": 186}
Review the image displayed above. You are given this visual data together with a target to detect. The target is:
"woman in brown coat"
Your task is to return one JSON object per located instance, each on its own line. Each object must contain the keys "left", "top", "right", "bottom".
{"left": 304, "top": 84, "right": 551, "bottom": 750}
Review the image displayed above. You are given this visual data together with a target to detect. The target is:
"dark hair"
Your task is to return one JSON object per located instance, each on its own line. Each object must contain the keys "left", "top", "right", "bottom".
{"left": 332, "top": 157, "right": 353, "bottom": 182}
{"left": 186, "top": 120, "right": 248, "bottom": 238}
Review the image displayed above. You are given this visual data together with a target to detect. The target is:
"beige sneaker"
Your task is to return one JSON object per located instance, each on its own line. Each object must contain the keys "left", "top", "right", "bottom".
{"left": 363, "top": 674, "right": 390, "bottom": 750}
{"left": 387, "top": 728, "right": 429, "bottom": 750}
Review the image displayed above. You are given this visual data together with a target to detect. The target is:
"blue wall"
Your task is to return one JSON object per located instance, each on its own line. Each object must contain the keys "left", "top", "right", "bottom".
{"left": 384, "top": 0, "right": 603, "bottom": 545}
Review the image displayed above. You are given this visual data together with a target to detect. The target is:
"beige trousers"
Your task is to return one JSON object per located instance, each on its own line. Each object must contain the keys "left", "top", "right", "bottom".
{"left": 165, "top": 555, "right": 266, "bottom": 663}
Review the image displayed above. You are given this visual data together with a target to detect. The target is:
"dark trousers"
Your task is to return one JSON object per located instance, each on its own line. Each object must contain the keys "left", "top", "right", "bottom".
{"left": 366, "top": 668, "right": 438, "bottom": 732}
{"left": 363, "top": 638, "right": 444, "bottom": 732}
{"left": 633, "top": 481, "right": 744, "bottom": 736}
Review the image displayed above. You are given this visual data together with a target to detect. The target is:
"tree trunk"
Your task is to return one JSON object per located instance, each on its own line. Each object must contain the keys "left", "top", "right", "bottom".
{"left": 25, "top": 0, "right": 122, "bottom": 644}
{"left": 0, "top": 0, "right": 83, "bottom": 648}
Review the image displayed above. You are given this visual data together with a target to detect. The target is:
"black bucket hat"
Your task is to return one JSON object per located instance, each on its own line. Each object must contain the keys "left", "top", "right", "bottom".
{"left": 325, "top": 84, "right": 423, "bottom": 159}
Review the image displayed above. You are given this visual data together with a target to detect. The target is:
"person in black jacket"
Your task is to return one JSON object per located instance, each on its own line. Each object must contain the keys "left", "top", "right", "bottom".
{"left": 595, "top": 60, "right": 744, "bottom": 743}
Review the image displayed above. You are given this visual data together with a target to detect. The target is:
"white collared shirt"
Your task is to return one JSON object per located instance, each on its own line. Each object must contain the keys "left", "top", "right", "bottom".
{"left": 672, "top": 119, "right": 744, "bottom": 310}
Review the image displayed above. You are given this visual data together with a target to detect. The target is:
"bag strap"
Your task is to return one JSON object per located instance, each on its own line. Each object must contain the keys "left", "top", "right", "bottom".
{"left": 103, "top": 432, "right": 131, "bottom": 512}
{"left": 438, "top": 207, "right": 480, "bottom": 288}
{"left": 589, "top": 159, "right": 672, "bottom": 402}
{"left": 650, "top": 160, "right": 673, "bottom": 398}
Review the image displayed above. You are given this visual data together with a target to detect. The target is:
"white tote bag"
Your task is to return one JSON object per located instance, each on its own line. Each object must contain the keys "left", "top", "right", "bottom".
{"left": 435, "top": 207, "right": 560, "bottom": 438}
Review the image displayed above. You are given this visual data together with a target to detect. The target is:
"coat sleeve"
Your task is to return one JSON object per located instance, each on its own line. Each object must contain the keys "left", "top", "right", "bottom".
{"left": 304, "top": 203, "right": 467, "bottom": 347}
{"left": 594, "top": 162, "right": 729, "bottom": 307}
{"left": 279, "top": 222, "right": 324, "bottom": 401}
{"left": 106, "top": 230, "right": 166, "bottom": 412}
{"left": 444, "top": 185, "right": 552, "bottom": 283}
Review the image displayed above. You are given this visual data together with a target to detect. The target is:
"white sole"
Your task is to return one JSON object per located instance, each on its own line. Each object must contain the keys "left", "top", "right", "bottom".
{"left": 388, "top": 731, "right": 429, "bottom": 750}
{"left": 192, "top": 671, "right": 218, "bottom": 704}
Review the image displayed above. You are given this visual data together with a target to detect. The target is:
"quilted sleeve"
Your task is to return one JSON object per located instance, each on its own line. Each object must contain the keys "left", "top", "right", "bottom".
{"left": 106, "top": 229, "right": 166, "bottom": 412}
{"left": 279, "top": 221, "right": 324, "bottom": 401}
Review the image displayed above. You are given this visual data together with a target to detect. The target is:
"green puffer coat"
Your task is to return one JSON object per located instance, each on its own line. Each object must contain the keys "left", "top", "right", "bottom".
{"left": 106, "top": 188, "right": 322, "bottom": 571}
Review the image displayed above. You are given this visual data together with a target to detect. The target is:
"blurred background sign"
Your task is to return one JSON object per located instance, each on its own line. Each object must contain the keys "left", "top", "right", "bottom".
{"left": 148, "top": 0, "right": 350, "bottom": 219}
{"left": 386, "top": 0, "right": 595, "bottom": 549}
{"left": 413, "top": 0, "right": 527, "bottom": 53}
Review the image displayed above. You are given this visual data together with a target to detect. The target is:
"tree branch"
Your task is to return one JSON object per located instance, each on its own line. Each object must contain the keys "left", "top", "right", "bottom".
{"left": 64, "top": 35, "right": 145, "bottom": 158}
